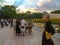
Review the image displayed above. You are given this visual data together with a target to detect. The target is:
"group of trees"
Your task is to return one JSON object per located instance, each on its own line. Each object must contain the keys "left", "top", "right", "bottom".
{"left": 0, "top": 5, "right": 60, "bottom": 19}
{"left": 0, "top": 5, "right": 19, "bottom": 18}
{"left": 19, "top": 12, "right": 42, "bottom": 19}
{"left": 0, "top": 5, "right": 42, "bottom": 19}
{"left": 51, "top": 10, "right": 60, "bottom": 14}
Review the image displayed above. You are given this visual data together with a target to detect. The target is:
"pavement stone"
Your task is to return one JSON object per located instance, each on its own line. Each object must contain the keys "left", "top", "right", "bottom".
{"left": 53, "top": 33, "right": 60, "bottom": 39}
{"left": 0, "top": 26, "right": 60, "bottom": 45}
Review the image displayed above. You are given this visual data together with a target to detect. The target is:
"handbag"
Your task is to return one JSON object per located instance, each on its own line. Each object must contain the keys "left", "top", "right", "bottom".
{"left": 45, "top": 31, "right": 51, "bottom": 40}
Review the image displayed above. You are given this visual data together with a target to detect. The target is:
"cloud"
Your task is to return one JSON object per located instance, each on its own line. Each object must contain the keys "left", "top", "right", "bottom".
{"left": 1, "top": 0, "right": 60, "bottom": 12}
{"left": 37, "top": 0, "right": 52, "bottom": 6}
{"left": 2, "top": 0, "right": 15, "bottom": 5}
{"left": 45, "top": 0, "right": 60, "bottom": 10}
{"left": 16, "top": 0, "right": 39, "bottom": 11}
{"left": 16, "top": 0, "right": 53, "bottom": 12}
{"left": 35, "top": 0, "right": 60, "bottom": 12}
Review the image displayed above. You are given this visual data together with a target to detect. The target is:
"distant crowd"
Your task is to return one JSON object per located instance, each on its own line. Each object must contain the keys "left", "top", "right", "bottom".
{"left": 0, "top": 18, "right": 34, "bottom": 36}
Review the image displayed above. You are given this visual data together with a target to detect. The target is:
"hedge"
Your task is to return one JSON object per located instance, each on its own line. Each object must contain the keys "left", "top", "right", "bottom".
{"left": 33, "top": 18, "right": 60, "bottom": 24}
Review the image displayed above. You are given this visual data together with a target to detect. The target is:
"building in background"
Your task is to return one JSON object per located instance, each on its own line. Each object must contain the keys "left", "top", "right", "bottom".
{"left": 49, "top": 14, "right": 60, "bottom": 18}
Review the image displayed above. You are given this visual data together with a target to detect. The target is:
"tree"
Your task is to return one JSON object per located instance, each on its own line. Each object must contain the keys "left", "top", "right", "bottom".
{"left": 51, "top": 10, "right": 60, "bottom": 14}
{"left": 19, "top": 12, "right": 42, "bottom": 19}
{"left": 26, "top": 11, "right": 31, "bottom": 14}
{"left": 1, "top": 5, "right": 17, "bottom": 18}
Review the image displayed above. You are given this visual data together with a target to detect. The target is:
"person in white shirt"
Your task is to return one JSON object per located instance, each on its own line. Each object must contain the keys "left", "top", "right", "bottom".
{"left": 20, "top": 18, "right": 26, "bottom": 36}
{"left": 13, "top": 18, "right": 16, "bottom": 26}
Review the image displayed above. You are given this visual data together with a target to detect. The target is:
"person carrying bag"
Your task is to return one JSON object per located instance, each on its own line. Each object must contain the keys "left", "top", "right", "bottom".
{"left": 45, "top": 31, "right": 51, "bottom": 40}
{"left": 42, "top": 14, "right": 55, "bottom": 45}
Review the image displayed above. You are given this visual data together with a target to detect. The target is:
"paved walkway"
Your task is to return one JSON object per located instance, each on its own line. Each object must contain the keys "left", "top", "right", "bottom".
{"left": 0, "top": 26, "right": 60, "bottom": 45}
{"left": 53, "top": 33, "right": 60, "bottom": 39}
{"left": 34, "top": 25, "right": 60, "bottom": 39}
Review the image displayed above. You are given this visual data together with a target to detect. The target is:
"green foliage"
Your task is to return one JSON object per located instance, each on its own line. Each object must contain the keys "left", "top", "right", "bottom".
{"left": 1, "top": 5, "right": 42, "bottom": 19}
{"left": 57, "top": 28, "right": 60, "bottom": 33}
{"left": 33, "top": 18, "right": 45, "bottom": 23}
{"left": 1, "top": 5, "right": 18, "bottom": 18}
{"left": 51, "top": 10, "right": 60, "bottom": 14}
{"left": 33, "top": 18, "right": 60, "bottom": 24}
{"left": 19, "top": 12, "right": 42, "bottom": 19}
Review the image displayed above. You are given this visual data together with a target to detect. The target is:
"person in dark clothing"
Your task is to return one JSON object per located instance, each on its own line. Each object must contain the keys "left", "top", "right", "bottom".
{"left": 1, "top": 22, "right": 4, "bottom": 28}
{"left": 0, "top": 19, "right": 4, "bottom": 28}
{"left": 42, "top": 14, "right": 55, "bottom": 45}
{"left": 10, "top": 18, "right": 13, "bottom": 27}
{"left": 14, "top": 19, "right": 21, "bottom": 36}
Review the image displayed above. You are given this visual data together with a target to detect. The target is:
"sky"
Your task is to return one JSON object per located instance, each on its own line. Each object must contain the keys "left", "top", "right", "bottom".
{"left": 0, "top": 0, "right": 60, "bottom": 13}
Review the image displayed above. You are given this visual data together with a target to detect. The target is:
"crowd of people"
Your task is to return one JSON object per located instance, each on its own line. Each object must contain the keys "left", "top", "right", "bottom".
{"left": 0, "top": 14, "right": 55, "bottom": 45}
{"left": 14, "top": 18, "right": 34, "bottom": 36}
{"left": 0, "top": 18, "right": 34, "bottom": 36}
{"left": 0, "top": 18, "right": 10, "bottom": 28}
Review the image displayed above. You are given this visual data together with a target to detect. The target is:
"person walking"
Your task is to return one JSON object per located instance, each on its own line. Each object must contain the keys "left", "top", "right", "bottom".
{"left": 20, "top": 18, "right": 26, "bottom": 36}
{"left": 14, "top": 19, "right": 21, "bottom": 36}
{"left": 10, "top": 18, "right": 13, "bottom": 27}
{"left": 28, "top": 19, "right": 33, "bottom": 33}
{"left": 0, "top": 18, "right": 4, "bottom": 28}
{"left": 42, "top": 14, "right": 55, "bottom": 45}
